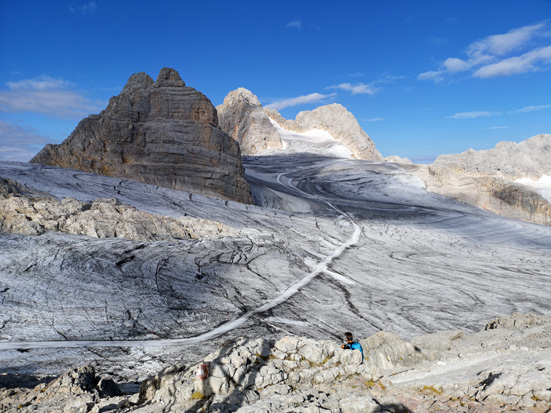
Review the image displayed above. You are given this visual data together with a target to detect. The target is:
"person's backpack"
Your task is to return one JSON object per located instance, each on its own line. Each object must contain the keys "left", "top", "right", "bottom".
{"left": 350, "top": 342, "right": 364, "bottom": 362}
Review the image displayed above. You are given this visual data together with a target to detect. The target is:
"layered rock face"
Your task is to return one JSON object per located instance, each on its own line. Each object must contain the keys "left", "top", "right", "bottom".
{"left": 265, "top": 104, "right": 383, "bottom": 160}
{"left": 410, "top": 134, "right": 551, "bottom": 225}
{"left": 216, "top": 88, "right": 283, "bottom": 155}
{"left": 30, "top": 68, "right": 252, "bottom": 204}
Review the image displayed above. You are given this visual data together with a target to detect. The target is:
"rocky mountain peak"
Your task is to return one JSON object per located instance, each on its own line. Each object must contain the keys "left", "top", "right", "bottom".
{"left": 154, "top": 67, "right": 186, "bottom": 87}
{"left": 31, "top": 69, "right": 252, "bottom": 203}
{"left": 264, "top": 103, "right": 383, "bottom": 160}
{"left": 121, "top": 72, "right": 154, "bottom": 93}
{"left": 223, "top": 87, "right": 261, "bottom": 107}
{"left": 217, "top": 87, "right": 283, "bottom": 154}
{"left": 218, "top": 89, "right": 382, "bottom": 160}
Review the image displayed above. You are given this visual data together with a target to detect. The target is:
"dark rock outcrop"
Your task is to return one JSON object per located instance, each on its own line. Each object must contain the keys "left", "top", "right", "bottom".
{"left": 31, "top": 68, "right": 252, "bottom": 204}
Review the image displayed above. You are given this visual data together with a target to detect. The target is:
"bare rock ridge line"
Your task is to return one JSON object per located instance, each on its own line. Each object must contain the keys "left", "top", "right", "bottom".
{"left": 31, "top": 68, "right": 252, "bottom": 204}
{"left": 217, "top": 87, "right": 383, "bottom": 160}
{"left": 409, "top": 133, "right": 551, "bottom": 225}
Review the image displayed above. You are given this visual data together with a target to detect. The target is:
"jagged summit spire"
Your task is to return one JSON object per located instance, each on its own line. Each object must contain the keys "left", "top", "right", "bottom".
{"left": 155, "top": 67, "right": 185, "bottom": 87}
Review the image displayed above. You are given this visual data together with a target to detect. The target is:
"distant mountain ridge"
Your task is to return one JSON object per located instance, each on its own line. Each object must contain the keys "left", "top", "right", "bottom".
{"left": 410, "top": 134, "right": 551, "bottom": 225}
{"left": 217, "top": 87, "right": 382, "bottom": 160}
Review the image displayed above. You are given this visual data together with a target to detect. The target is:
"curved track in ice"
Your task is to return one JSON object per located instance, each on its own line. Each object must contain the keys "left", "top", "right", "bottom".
{"left": 0, "top": 156, "right": 550, "bottom": 368}
{"left": 0, "top": 163, "right": 362, "bottom": 351}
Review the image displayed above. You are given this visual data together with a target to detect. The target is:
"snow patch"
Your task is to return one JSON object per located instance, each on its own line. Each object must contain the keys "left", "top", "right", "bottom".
{"left": 265, "top": 317, "right": 310, "bottom": 326}
{"left": 267, "top": 118, "right": 353, "bottom": 158}
{"left": 516, "top": 175, "right": 551, "bottom": 203}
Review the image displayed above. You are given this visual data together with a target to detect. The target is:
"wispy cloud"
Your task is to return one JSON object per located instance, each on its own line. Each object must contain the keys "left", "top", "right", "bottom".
{"left": 367, "top": 117, "right": 384, "bottom": 122}
{"left": 0, "top": 75, "right": 103, "bottom": 119}
{"left": 474, "top": 45, "right": 551, "bottom": 78}
{"left": 0, "top": 121, "right": 51, "bottom": 162}
{"left": 7, "top": 75, "right": 74, "bottom": 90}
{"left": 488, "top": 126, "right": 510, "bottom": 129}
{"left": 286, "top": 20, "right": 302, "bottom": 29}
{"left": 266, "top": 92, "right": 336, "bottom": 110}
{"left": 328, "top": 82, "right": 377, "bottom": 95}
{"left": 70, "top": 1, "right": 97, "bottom": 15}
{"left": 446, "top": 111, "right": 501, "bottom": 119}
{"left": 419, "top": 21, "right": 551, "bottom": 81}
{"left": 512, "top": 104, "right": 551, "bottom": 113}
{"left": 447, "top": 103, "right": 551, "bottom": 119}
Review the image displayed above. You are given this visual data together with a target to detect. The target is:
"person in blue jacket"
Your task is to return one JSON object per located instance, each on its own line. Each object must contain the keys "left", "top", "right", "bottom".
{"left": 341, "top": 331, "right": 364, "bottom": 363}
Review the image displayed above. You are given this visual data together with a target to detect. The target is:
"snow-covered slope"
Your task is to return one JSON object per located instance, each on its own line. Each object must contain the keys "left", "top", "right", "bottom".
{"left": 516, "top": 175, "right": 551, "bottom": 203}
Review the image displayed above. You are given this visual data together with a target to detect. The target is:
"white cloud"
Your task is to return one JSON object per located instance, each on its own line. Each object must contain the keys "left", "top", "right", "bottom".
{"left": 1, "top": 75, "right": 103, "bottom": 119}
{"left": 442, "top": 57, "right": 471, "bottom": 73}
{"left": 447, "top": 111, "right": 501, "bottom": 119}
{"left": 286, "top": 20, "right": 302, "bottom": 29}
{"left": 70, "top": 1, "right": 97, "bottom": 15}
{"left": 367, "top": 117, "right": 384, "bottom": 122}
{"left": 488, "top": 126, "right": 510, "bottom": 129}
{"left": 0, "top": 121, "right": 51, "bottom": 162}
{"left": 266, "top": 93, "right": 336, "bottom": 110}
{"left": 474, "top": 45, "right": 551, "bottom": 78}
{"left": 328, "top": 82, "right": 377, "bottom": 95}
{"left": 417, "top": 70, "right": 445, "bottom": 82}
{"left": 468, "top": 22, "right": 547, "bottom": 57}
{"left": 7, "top": 75, "right": 74, "bottom": 90}
{"left": 0, "top": 90, "right": 102, "bottom": 119}
{"left": 513, "top": 104, "right": 551, "bottom": 113}
{"left": 419, "top": 21, "right": 551, "bottom": 81}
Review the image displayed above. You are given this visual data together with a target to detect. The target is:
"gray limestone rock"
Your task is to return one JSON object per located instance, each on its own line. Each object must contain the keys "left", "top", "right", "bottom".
{"left": 431, "top": 134, "right": 551, "bottom": 180}
{"left": 409, "top": 134, "right": 551, "bottom": 225}
{"left": 217, "top": 88, "right": 283, "bottom": 155}
{"left": 265, "top": 104, "right": 383, "bottom": 160}
{"left": 0, "top": 366, "right": 123, "bottom": 413}
{"left": 30, "top": 68, "right": 252, "bottom": 204}
{"left": 136, "top": 336, "right": 380, "bottom": 411}
{"left": 134, "top": 315, "right": 551, "bottom": 412}
{"left": 217, "top": 87, "right": 382, "bottom": 160}
{"left": 0, "top": 179, "right": 239, "bottom": 241}
{"left": 485, "top": 313, "right": 551, "bottom": 330}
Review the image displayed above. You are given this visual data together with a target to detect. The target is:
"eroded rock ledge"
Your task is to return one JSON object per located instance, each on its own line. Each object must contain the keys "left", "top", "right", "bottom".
{"left": 0, "top": 177, "right": 239, "bottom": 241}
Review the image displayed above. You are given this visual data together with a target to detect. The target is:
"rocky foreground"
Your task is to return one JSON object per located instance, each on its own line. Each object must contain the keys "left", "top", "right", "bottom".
{"left": 1, "top": 314, "right": 550, "bottom": 412}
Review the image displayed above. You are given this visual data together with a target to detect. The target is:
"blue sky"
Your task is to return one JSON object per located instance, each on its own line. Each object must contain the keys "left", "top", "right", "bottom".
{"left": 1, "top": 1, "right": 550, "bottom": 163}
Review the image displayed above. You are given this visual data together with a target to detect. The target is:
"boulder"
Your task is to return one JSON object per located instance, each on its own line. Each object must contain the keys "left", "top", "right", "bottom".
{"left": 0, "top": 366, "right": 124, "bottom": 413}
{"left": 31, "top": 68, "right": 252, "bottom": 204}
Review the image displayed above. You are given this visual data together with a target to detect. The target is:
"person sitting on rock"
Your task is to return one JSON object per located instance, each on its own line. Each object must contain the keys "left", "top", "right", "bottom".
{"left": 341, "top": 331, "right": 364, "bottom": 363}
